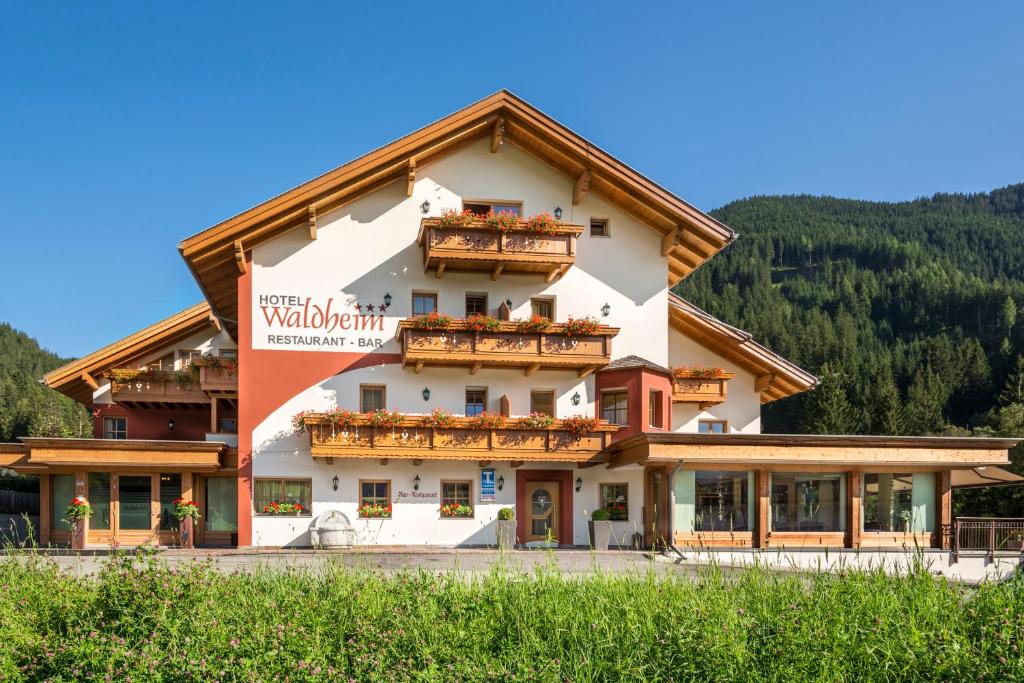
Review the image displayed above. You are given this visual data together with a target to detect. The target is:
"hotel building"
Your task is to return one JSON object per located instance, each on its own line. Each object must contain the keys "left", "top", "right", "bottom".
{"left": 2, "top": 91, "right": 1018, "bottom": 551}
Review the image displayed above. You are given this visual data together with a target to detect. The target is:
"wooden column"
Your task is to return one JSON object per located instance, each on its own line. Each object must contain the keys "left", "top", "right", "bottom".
{"left": 210, "top": 398, "right": 218, "bottom": 434}
{"left": 73, "top": 470, "right": 88, "bottom": 550}
{"left": 180, "top": 472, "right": 194, "bottom": 549}
{"left": 754, "top": 469, "right": 770, "bottom": 548}
{"left": 936, "top": 469, "right": 952, "bottom": 549}
{"left": 847, "top": 470, "right": 862, "bottom": 549}
{"left": 38, "top": 474, "right": 51, "bottom": 546}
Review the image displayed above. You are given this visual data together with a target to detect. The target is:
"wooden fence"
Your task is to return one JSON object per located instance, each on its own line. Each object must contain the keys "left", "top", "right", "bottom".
{"left": 0, "top": 489, "right": 40, "bottom": 515}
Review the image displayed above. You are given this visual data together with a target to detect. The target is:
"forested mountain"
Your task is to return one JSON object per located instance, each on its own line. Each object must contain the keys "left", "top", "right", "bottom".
{"left": 678, "top": 183, "right": 1024, "bottom": 514}
{"left": 0, "top": 323, "right": 91, "bottom": 442}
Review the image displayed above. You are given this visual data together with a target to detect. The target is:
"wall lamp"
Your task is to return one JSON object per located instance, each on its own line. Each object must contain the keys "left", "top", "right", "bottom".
{"left": 420, "top": 199, "right": 431, "bottom": 214}
{"left": 167, "top": 419, "right": 175, "bottom": 432}
{"left": 554, "top": 206, "right": 563, "bottom": 220}
{"left": 601, "top": 302, "right": 611, "bottom": 317}
{"left": 575, "top": 477, "right": 583, "bottom": 493}
{"left": 413, "top": 474, "right": 421, "bottom": 491}
{"left": 497, "top": 474, "right": 504, "bottom": 492}
{"left": 383, "top": 292, "right": 393, "bottom": 308}
{"left": 422, "top": 387, "right": 431, "bottom": 401}
{"left": 571, "top": 392, "right": 581, "bottom": 406}
{"left": 332, "top": 475, "right": 340, "bottom": 491}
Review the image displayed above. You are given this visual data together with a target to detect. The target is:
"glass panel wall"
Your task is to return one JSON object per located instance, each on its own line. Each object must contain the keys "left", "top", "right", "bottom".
{"left": 159, "top": 474, "right": 182, "bottom": 531}
{"left": 88, "top": 473, "right": 111, "bottom": 531}
{"left": 863, "top": 473, "right": 913, "bottom": 532}
{"left": 676, "top": 471, "right": 753, "bottom": 532}
{"left": 51, "top": 474, "right": 75, "bottom": 531}
{"left": 119, "top": 475, "right": 152, "bottom": 530}
{"left": 205, "top": 477, "right": 238, "bottom": 532}
{"left": 770, "top": 473, "right": 845, "bottom": 532}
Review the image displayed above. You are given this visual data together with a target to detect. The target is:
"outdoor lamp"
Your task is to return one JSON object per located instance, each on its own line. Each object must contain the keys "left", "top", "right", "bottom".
{"left": 413, "top": 474, "right": 421, "bottom": 491}
{"left": 505, "top": 297, "right": 513, "bottom": 309}
{"left": 554, "top": 206, "right": 563, "bottom": 220}
{"left": 332, "top": 475, "right": 339, "bottom": 491}
{"left": 167, "top": 419, "right": 175, "bottom": 432}
{"left": 420, "top": 199, "right": 430, "bottom": 214}
{"left": 601, "top": 302, "right": 611, "bottom": 317}
{"left": 575, "top": 477, "right": 583, "bottom": 492}
{"left": 497, "top": 475, "right": 504, "bottom": 492}
{"left": 383, "top": 292, "right": 392, "bottom": 308}
{"left": 571, "top": 392, "right": 581, "bottom": 406}
{"left": 422, "top": 387, "right": 431, "bottom": 401}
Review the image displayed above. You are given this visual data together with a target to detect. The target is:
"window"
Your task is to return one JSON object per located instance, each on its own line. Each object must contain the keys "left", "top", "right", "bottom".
{"left": 145, "top": 353, "right": 174, "bottom": 371}
{"left": 601, "top": 391, "right": 628, "bottom": 426}
{"left": 698, "top": 420, "right": 728, "bottom": 434}
{"left": 359, "top": 480, "right": 391, "bottom": 517}
{"left": 463, "top": 201, "right": 522, "bottom": 217}
{"left": 254, "top": 478, "right": 312, "bottom": 515}
{"left": 159, "top": 473, "right": 182, "bottom": 531}
{"left": 89, "top": 473, "right": 111, "bottom": 531}
{"left": 692, "top": 471, "right": 751, "bottom": 531}
{"left": 600, "top": 483, "right": 629, "bottom": 520}
{"left": 218, "top": 417, "right": 238, "bottom": 434}
{"left": 51, "top": 474, "right": 74, "bottom": 531}
{"left": 205, "top": 477, "right": 238, "bottom": 532}
{"left": 590, "top": 218, "right": 609, "bottom": 237}
{"left": 219, "top": 349, "right": 237, "bottom": 360}
{"left": 412, "top": 292, "right": 437, "bottom": 315}
{"left": 103, "top": 417, "right": 127, "bottom": 440}
{"left": 770, "top": 473, "right": 845, "bottom": 532}
{"left": 648, "top": 390, "right": 664, "bottom": 429}
{"left": 863, "top": 473, "right": 914, "bottom": 532}
{"left": 530, "top": 390, "right": 555, "bottom": 417}
{"left": 441, "top": 480, "right": 472, "bottom": 517}
{"left": 465, "top": 387, "right": 487, "bottom": 416}
{"left": 360, "top": 385, "right": 386, "bottom": 412}
{"left": 179, "top": 350, "right": 202, "bottom": 368}
{"left": 465, "top": 293, "right": 488, "bottom": 317}
{"left": 530, "top": 298, "right": 554, "bottom": 320}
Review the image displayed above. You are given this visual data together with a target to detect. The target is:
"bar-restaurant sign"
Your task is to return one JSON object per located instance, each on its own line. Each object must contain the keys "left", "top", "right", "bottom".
{"left": 253, "top": 292, "right": 395, "bottom": 352}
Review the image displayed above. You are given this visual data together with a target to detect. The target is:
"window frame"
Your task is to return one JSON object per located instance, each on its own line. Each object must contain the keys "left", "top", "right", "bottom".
{"left": 530, "top": 297, "right": 555, "bottom": 320}
{"left": 465, "top": 387, "right": 487, "bottom": 416}
{"left": 462, "top": 199, "right": 523, "bottom": 217}
{"left": 254, "top": 477, "right": 313, "bottom": 516}
{"left": 179, "top": 349, "right": 202, "bottom": 368}
{"left": 103, "top": 416, "right": 127, "bottom": 440}
{"left": 145, "top": 352, "right": 175, "bottom": 371}
{"left": 219, "top": 349, "right": 238, "bottom": 360}
{"left": 599, "top": 482, "right": 629, "bottom": 521}
{"left": 530, "top": 389, "right": 556, "bottom": 418}
{"left": 698, "top": 420, "right": 729, "bottom": 434}
{"left": 440, "top": 479, "right": 473, "bottom": 518}
{"left": 590, "top": 218, "right": 610, "bottom": 237}
{"left": 600, "top": 390, "right": 629, "bottom": 426}
{"left": 411, "top": 291, "right": 438, "bottom": 316}
{"left": 648, "top": 389, "right": 664, "bottom": 429}
{"left": 360, "top": 384, "right": 387, "bottom": 413}
{"left": 465, "top": 292, "right": 488, "bottom": 317}
{"left": 358, "top": 479, "right": 392, "bottom": 518}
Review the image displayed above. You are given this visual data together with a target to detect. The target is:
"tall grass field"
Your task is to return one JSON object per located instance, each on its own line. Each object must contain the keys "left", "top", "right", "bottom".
{"left": 0, "top": 551, "right": 1021, "bottom": 681}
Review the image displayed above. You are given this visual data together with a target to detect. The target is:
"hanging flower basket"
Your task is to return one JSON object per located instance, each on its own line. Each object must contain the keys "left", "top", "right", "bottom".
{"left": 64, "top": 496, "right": 92, "bottom": 523}
{"left": 172, "top": 498, "right": 201, "bottom": 523}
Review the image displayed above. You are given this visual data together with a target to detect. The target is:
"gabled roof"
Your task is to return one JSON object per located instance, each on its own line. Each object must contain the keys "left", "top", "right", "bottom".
{"left": 600, "top": 355, "right": 673, "bottom": 377}
{"left": 43, "top": 302, "right": 216, "bottom": 404}
{"left": 179, "top": 90, "right": 737, "bottom": 337}
{"left": 668, "top": 293, "right": 817, "bottom": 403}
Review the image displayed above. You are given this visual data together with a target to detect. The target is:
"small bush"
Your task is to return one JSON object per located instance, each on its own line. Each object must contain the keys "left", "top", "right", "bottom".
{"left": 591, "top": 508, "right": 610, "bottom": 521}
{"left": 497, "top": 507, "right": 515, "bottom": 520}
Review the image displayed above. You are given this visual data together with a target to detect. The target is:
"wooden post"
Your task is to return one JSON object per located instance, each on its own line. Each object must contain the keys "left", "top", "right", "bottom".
{"left": 952, "top": 518, "right": 960, "bottom": 563}
{"left": 210, "top": 397, "right": 218, "bottom": 434}
{"left": 847, "top": 470, "right": 862, "bottom": 549}
{"left": 936, "top": 470, "right": 952, "bottom": 549}
{"left": 180, "top": 472, "right": 194, "bottom": 549}
{"left": 73, "top": 470, "right": 88, "bottom": 550}
{"left": 38, "top": 474, "right": 51, "bottom": 546}
{"left": 988, "top": 519, "right": 996, "bottom": 563}
{"left": 754, "top": 470, "right": 770, "bottom": 548}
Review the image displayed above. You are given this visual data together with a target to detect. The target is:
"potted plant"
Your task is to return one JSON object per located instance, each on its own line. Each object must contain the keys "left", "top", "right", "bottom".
{"left": 64, "top": 496, "right": 92, "bottom": 550}
{"left": 589, "top": 508, "right": 613, "bottom": 550}
{"left": 496, "top": 507, "right": 516, "bottom": 549}
{"left": 172, "top": 497, "right": 201, "bottom": 548}
{"left": 290, "top": 411, "right": 312, "bottom": 434}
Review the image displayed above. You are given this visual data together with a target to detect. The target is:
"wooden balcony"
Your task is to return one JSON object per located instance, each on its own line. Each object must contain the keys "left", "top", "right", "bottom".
{"left": 198, "top": 366, "right": 238, "bottom": 394}
{"left": 303, "top": 415, "right": 618, "bottom": 462}
{"left": 397, "top": 319, "right": 618, "bottom": 377}
{"left": 108, "top": 370, "right": 210, "bottom": 407}
{"left": 671, "top": 372, "right": 734, "bottom": 408}
{"left": 418, "top": 217, "right": 583, "bottom": 281}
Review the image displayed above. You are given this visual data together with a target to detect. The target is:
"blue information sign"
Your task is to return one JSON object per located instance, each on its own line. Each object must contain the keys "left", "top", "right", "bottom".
{"left": 480, "top": 468, "right": 496, "bottom": 501}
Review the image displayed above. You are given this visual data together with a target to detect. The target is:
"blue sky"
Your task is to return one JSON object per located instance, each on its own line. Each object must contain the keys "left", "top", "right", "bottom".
{"left": 1, "top": 2, "right": 1022, "bottom": 358}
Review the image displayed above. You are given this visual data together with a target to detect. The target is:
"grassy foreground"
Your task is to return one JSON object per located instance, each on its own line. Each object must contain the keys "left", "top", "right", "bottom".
{"left": 0, "top": 552, "right": 1022, "bottom": 682}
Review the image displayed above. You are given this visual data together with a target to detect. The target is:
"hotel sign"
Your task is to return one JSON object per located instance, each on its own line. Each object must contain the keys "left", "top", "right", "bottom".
{"left": 480, "top": 469, "right": 496, "bottom": 501}
{"left": 252, "top": 293, "right": 395, "bottom": 352}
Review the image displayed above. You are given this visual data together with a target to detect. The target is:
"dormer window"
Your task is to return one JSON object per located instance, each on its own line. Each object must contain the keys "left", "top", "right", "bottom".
{"left": 463, "top": 201, "right": 522, "bottom": 217}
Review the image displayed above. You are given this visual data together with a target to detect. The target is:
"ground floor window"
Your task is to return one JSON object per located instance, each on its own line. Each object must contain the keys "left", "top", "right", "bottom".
{"left": 159, "top": 473, "right": 182, "bottom": 530}
{"left": 862, "top": 472, "right": 934, "bottom": 533}
{"left": 89, "top": 472, "right": 111, "bottom": 531}
{"left": 205, "top": 477, "right": 238, "bottom": 531}
{"left": 698, "top": 420, "right": 728, "bottom": 434}
{"left": 359, "top": 480, "right": 392, "bottom": 518}
{"left": 440, "top": 480, "right": 473, "bottom": 518}
{"left": 770, "top": 473, "right": 845, "bottom": 532}
{"left": 51, "top": 474, "right": 74, "bottom": 531}
{"left": 255, "top": 478, "right": 311, "bottom": 515}
{"left": 119, "top": 475, "right": 152, "bottom": 530}
{"left": 599, "top": 483, "right": 629, "bottom": 520}
{"left": 694, "top": 471, "right": 750, "bottom": 531}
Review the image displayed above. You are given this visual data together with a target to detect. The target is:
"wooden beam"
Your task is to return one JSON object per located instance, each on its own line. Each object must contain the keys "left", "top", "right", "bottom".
{"left": 470, "top": 361, "right": 482, "bottom": 375}
{"left": 406, "top": 159, "right": 416, "bottom": 197}
{"left": 233, "top": 241, "right": 247, "bottom": 274}
{"left": 509, "top": 460, "right": 524, "bottom": 468}
{"left": 525, "top": 362, "right": 540, "bottom": 377}
{"left": 307, "top": 206, "right": 317, "bottom": 240}
{"left": 572, "top": 169, "right": 591, "bottom": 206}
{"left": 755, "top": 470, "right": 770, "bottom": 548}
{"left": 755, "top": 374, "right": 776, "bottom": 393}
{"left": 936, "top": 470, "right": 952, "bottom": 549}
{"left": 436, "top": 260, "right": 446, "bottom": 278}
{"left": 578, "top": 365, "right": 596, "bottom": 378}
{"left": 414, "top": 360, "right": 424, "bottom": 374}
{"left": 847, "top": 470, "right": 862, "bottom": 549}
{"left": 577, "top": 461, "right": 602, "bottom": 469}
{"left": 208, "top": 313, "right": 222, "bottom": 333}
{"left": 491, "top": 263, "right": 504, "bottom": 281}
{"left": 545, "top": 266, "right": 560, "bottom": 283}
{"left": 490, "top": 117, "right": 505, "bottom": 153}
{"left": 660, "top": 229, "right": 678, "bottom": 257}
{"left": 81, "top": 372, "right": 99, "bottom": 391}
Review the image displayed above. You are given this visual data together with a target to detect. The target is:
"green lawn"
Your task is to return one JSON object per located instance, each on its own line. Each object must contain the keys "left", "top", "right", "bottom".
{"left": 1, "top": 551, "right": 1021, "bottom": 681}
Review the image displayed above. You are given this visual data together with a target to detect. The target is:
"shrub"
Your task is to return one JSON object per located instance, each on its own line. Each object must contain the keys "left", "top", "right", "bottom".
{"left": 367, "top": 410, "right": 405, "bottom": 428}
{"left": 468, "top": 411, "right": 507, "bottom": 430}
{"left": 562, "top": 316, "right": 601, "bottom": 337}
{"left": 465, "top": 313, "right": 501, "bottom": 332}
{"left": 497, "top": 507, "right": 515, "bottom": 520}
{"left": 514, "top": 314, "right": 551, "bottom": 333}
{"left": 484, "top": 210, "right": 519, "bottom": 233}
{"left": 591, "top": 508, "right": 610, "bottom": 521}
{"left": 518, "top": 412, "right": 555, "bottom": 429}
{"left": 561, "top": 415, "right": 599, "bottom": 437}
{"left": 420, "top": 408, "right": 456, "bottom": 429}
{"left": 411, "top": 312, "right": 454, "bottom": 330}
{"left": 438, "top": 208, "right": 476, "bottom": 227}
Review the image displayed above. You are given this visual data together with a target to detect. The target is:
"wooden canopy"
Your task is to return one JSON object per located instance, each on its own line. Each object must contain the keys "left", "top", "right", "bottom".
{"left": 0, "top": 438, "right": 228, "bottom": 473}
{"left": 179, "top": 90, "right": 737, "bottom": 337}
{"left": 669, "top": 293, "right": 817, "bottom": 404}
{"left": 42, "top": 302, "right": 216, "bottom": 404}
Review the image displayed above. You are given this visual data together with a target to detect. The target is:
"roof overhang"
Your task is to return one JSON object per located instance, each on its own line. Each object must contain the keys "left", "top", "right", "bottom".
{"left": 669, "top": 293, "right": 817, "bottom": 403}
{"left": 606, "top": 432, "right": 1020, "bottom": 469}
{"left": 42, "top": 302, "right": 216, "bottom": 404}
{"left": 179, "top": 90, "right": 737, "bottom": 337}
{"left": 1, "top": 438, "right": 228, "bottom": 473}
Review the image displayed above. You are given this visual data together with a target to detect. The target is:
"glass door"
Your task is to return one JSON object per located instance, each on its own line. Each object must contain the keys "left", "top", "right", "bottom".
{"left": 118, "top": 475, "right": 153, "bottom": 532}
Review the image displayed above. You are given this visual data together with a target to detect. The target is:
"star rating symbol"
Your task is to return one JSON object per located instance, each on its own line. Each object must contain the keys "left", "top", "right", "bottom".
{"left": 365, "top": 303, "right": 375, "bottom": 312}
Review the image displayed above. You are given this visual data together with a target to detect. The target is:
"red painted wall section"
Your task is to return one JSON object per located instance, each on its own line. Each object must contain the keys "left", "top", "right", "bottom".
{"left": 92, "top": 404, "right": 210, "bottom": 441}
{"left": 594, "top": 367, "right": 674, "bottom": 441}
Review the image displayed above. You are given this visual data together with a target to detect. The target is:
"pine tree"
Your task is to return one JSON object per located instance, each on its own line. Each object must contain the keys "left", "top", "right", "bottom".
{"left": 905, "top": 371, "right": 946, "bottom": 435}
{"left": 801, "top": 363, "right": 859, "bottom": 434}
{"left": 872, "top": 374, "right": 906, "bottom": 435}
{"left": 999, "top": 355, "right": 1024, "bottom": 406}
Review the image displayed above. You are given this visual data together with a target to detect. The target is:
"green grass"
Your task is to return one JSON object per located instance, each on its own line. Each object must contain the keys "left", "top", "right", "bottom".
{"left": 0, "top": 551, "right": 1022, "bottom": 681}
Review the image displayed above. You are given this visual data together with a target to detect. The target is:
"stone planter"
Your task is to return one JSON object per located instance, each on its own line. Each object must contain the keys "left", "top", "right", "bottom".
{"left": 496, "top": 519, "right": 516, "bottom": 550}
{"left": 589, "top": 520, "right": 612, "bottom": 550}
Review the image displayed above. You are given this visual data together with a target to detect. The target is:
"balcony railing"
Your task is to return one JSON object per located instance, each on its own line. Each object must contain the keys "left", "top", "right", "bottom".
{"left": 107, "top": 370, "right": 210, "bottom": 406}
{"left": 946, "top": 517, "right": 1024, "bottom": 561}
{"left": 198, "top": 366, "right": 238, "bottom": 393}
{"left": 397, "top": 319, "right": 618, "bottom": 377}
{"left": 671, "top": 372, "right": 734, "bottom": 407}
{"left": 303, "top": 414, "right": 617, "bottom": 462}
{"left": 418, "top": 217, "right": 583, "bottom": 281}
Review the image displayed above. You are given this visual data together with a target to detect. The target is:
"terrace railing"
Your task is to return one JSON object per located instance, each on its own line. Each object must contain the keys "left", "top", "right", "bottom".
{"left": 946, "top": 517, "right": 1024, "bottom": 562}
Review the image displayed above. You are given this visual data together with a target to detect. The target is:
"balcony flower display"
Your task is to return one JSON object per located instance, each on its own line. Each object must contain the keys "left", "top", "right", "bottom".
{"left": 411, "top": 312, "right": 454, "bottom": 330}
{"left": 524, "top": 212, "right": 559, "bottom": 235}
{"left": 562, "top": 316, "right": 601, "bottom": 337}
{"left": 561, "top": 415, "right": 599, "bottom": 438}
{"left": 358, "top": 503, "right": 392, "bottom": 519}
{"left": 439, "top": 503, "right": 473, "bottom": 518}
{"left": 518, "top": 412, "right": 555, "bottom": 429}
{"left": 483, "top": 210, "right": 519, "bottom": 233}
{"left": 193, "top": 355, "right": 239, "bottom": 374}
{"left": 465, "top": 314, "right": 501, "bottom": 332}
{"left": 367, "top": 409, "right": 405, "bottom": 428}
{"left": 328, "top": 408, "right": 361, "bottom": 429}
{"left": 107, "top": 367, "right": 156, "bottom": 391}
{"left": 291, "top": 410, "right": 313, "bottom": 433}
{"left": 438, "top": 208, "right": 476, "bottom": 227}
{"left": 514, "top": 314, "right": 552, "bottom": 333}
{"left": 469, "top": 411, "right": 507, "bottom": 430}
{"left": 172, "top": 498, "right": 201, "bottom": 523}
{"left": 672, "top": 366, "right": 727, "bottom": 380}
{"left": 421, "top": 408, "right": 456, "bottom": 429}
{"left": 262, "top": 501, "right": 305, "bottom": 515}
{"left": 64, "top": 496, "right": 92, "bottom": 523}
